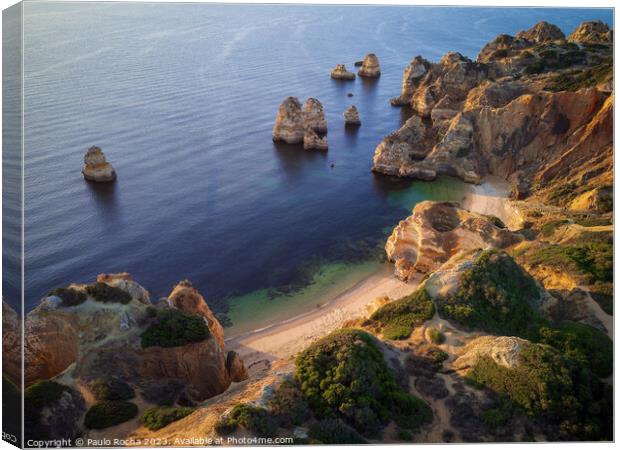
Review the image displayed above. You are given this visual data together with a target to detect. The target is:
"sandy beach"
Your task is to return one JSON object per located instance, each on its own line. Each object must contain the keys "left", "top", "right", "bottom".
{"left": 226, "top": 177, "right": 514, "bottom": 367}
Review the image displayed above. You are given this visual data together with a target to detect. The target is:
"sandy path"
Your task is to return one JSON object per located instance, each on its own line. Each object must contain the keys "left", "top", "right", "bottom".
{"left": 226, "top": 265, "right": 421, "bottom": 366}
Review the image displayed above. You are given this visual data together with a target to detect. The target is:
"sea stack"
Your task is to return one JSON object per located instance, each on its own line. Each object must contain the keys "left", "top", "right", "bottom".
{"left": 303, "top": 98, "right": 328, "bottom": 134}
{"left": 330, "top": 64, "right": 356, "bottom": 80}
{"left": 82, "top": 146, "right": 116, "bottom": 182}
{"left": 358, "top": 53, "right": 381, "bottom": 78}
{"left": 272, "top": 96, "right": 305, "bottom": 144}
{"left": 390, "top": 56, "right": 429, "bottom": 106}
{"left": 343, "top": 105, "right": 361, "bottom": 126}
{"left": 303, "top": 128, "right": 328, "bottom": 151}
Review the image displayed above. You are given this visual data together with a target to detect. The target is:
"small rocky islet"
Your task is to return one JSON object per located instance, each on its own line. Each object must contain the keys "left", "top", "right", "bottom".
{"left": 18, "top": 19, "right": 613, "bottom": 444}
{"left": 82, "top": 146, "right": 116, "bottom": 182}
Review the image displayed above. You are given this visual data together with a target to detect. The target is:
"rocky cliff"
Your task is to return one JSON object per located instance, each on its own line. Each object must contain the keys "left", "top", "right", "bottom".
{"left": 373, "top": 20, "right": 613, "bottom": 201}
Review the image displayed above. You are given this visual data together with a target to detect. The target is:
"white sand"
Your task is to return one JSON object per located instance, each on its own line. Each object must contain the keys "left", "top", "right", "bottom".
{"left": 460, "top": 176, "right": 523, "bottom": 230}
{"left": 226, "top": 264, "right": 421, "bottom": 366}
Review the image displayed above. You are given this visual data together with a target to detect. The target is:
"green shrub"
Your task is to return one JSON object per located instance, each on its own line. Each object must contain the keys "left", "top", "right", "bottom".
{"left": 490, "top": 48, "right": 509, "bottom": 59}
{"left": 524, "top": 60, "right": 545, "bottom": 74}
{"left": 545, "top": 62, "right": 612, "bottom": 92}
{"left": 141, "top": 406, "right": 196, "bottom": 431}
{"left": 466, "top": 343, "right": 612, "bottom": 440}
{"left": 85, "top": 282, "right": 132, "bottom": 304}
{"left": 295, "top": 329, "right": 431, "bottom": 436}
{"left": 537, "top": 321, "right": 612, "bottom": 377}
{"left": 574, "top": 217, "right": 612, "bottom": 227}
{"left": 590, "top": 281, "right": 613, "bottom": 315}
{"left": 529, "top": 242, "right": 612, "bottom": 284}
{"left": 141, "top": 308, "right": 210, "bottom": 348}
{"left": 437, "top": 250, "right": 542, "bottom": 337}
{"left": 370, "top": 288, "right": 435, "bottom": 340}
{"left": 48, "top": 287, "right": 87, "bottom": 306}
{"left": 481, "top": 409, "right": 507, "bottom": 428}
{"left": 484, "top": 215, "right": 506, "bottom": 228}
{"left": 218, "top": 404, "right": 277, "bottom": 437}
{"left": 25, "top": 380, "right": 67, "bottom": 409}
{"left": 307, "top": 419, "right": 367, "bottom": 444}
{"left": 267, "top": 380, "right": 311, "bottom": 428}
{"left": 89, "top": 377, "right": 135, "bottom": 401}
{"left": 397, "top": 429, "right": 413, "bottom": 441}
{"left": 84, "top": 400, "right": 138, "bottom": 429}
{"left": 427, "top": 328, "right": 445, "bottom": 344}
{"left": 540, "top": 219, "right": 570, "bottom": 237}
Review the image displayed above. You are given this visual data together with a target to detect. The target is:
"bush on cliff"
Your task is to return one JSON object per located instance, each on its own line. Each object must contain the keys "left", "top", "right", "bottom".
{"left": 307, "top": 418, "right": 367, "bottom": 444}
{"left": 89, "top": 377, "right": 135, "bottom": 401}
{"left": 267, "top": 380, "right": 312, "bottom": 428}
{"left": 214, "top": 404, "right": 277, "bottom": 437}
{"left": 438, "top": 250, "right": 542, "bottom": 337}
{"left": 48, "top": 287, "right": 87, "bottom": 307}
{"left": 295, "top": 329, "right": 431, "bottom": 436}
{"left": 466, "top": 342, "right": 612, "bottom": 440}
{"left": 85, "top": 282, "right": 132, "bottom": 304}
{"left": 369, "top": 288, "right": 435, "bottom": 340}
{"left": 141, "top": 308, "right": 210, "bottom": 348}
{"left": 529, "top": 242, "right": 612, "bottom": 284}
{"left": 84, "top": 400, "right": 138, "bottom": 429}
{"left": 141, "top": 406, "right": 196, "bottom": 431}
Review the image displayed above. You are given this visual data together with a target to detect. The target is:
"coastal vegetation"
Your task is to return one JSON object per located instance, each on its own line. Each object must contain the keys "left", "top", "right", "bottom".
{"left": 89, "top": 377, "right": 135, "bottom": 401}
{"left": 214, "top": 404, "right": 277, "bottom": 437}
{"left": 84, "top": 400, "right": 139, "bottom": 429}
{"left": 295, "top": 329, "right": 432, "bottom": 436}
{"left": 369, "top": 287, "right": 435, "bottom": 339}
{"left": 140, "top": 307, "right": 211, "bottom": 348}
{"left": 85, "top": 282, "right": 133, "bottom": 304}
{"left": 47, "top": 287, "right": 87, "bottom": 306}
{"left": 307, "top": 419, "right": 367, "bottom": 444}
{"left": 141, "top": 406, "right": 197, "bottom": 431}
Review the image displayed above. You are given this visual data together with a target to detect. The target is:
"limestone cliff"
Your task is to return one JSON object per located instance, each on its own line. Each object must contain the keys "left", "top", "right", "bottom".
{"left": 272, "top": 97, "right": 305, "bottom": 144}
{"left": 82, "top": 146, "right": 116, "bottom": 182}
{"left": 385, "top": 201, "right": 519, "bottom": 280}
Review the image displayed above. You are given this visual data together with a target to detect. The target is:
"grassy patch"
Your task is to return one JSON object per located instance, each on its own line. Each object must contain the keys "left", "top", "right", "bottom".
{"left": 47, "top": 287, "right": 87, "bottom": 307}
{"left": 369, "top": 288, "right": 435, "bottom": 340}
{"left": 427, "top": 328, "right": 445, "bottom": 344}
{"left": 141, "top": 308, "right": 210, "bottom": 348}
{"left": 590, "top": 281, "right": 612, "bottom": 315}
{"left": 85, "top": 282, "right": 132, "bottom": 304}
{"left": 84, "top": 400, "right": 138, "bottom": 429}
{"left": 545, "top": 61, "right": 612, "bottom": 92}
{"left": 267, "top": 380, "right": 311, "bottom": 428}
{"left": 437, "top": 250, "right": 542, "bottom": 337}
{"left": 529, "top": 242, "right": 612, "bottom": 284}
{"left": 141, "top": 406, "right": 196, "bottom": 431}
{"left": 540, "top": 219, "right": 570, "bottom": 237}
{"left": 295, "top": 329, "right": 431, "bottom": 436}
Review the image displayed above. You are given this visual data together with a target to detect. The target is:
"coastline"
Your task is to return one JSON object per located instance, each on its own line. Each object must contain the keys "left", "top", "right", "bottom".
{"left": 227, "top": 177, "right": 515, "bottom": 367}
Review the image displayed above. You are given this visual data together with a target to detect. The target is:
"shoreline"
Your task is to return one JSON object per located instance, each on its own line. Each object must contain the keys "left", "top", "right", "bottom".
{"left": 227, "top": 177, "right": 515, "bottom": 367}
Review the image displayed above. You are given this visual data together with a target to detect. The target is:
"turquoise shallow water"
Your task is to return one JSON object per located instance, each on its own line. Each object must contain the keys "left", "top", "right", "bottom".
{"left": 11, "top": 3, "right": 612, "bottom": 326}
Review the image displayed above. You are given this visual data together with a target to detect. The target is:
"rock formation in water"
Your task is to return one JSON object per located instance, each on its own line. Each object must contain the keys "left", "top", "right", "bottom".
{"left": 272, "top": 96, "right": 305, "bottom": 144}
{"left": 373, "top": 20, "right": 613, "bottom": 200}
{"left": 24, "top": 274, "right": 247, "bottom": 406}
{"left": 82, "top": 146, "right": 116, "bottom": 182}
{"left": 385, "top": 201, "right": 519, "bottom": 280}
{"left": 303, "top": 128, "right": 328, "bottom": 151}
{"left": 330, "top": 64, "right": 355, "bottom": 80}
{"left": 358, "top": 53, "right": 381, "bottom": 78}
{"left": 303, "top": 98, "right": 328, "bottom": 134}
{"left": 568, "top": 20, "right": 612, "bottom": 44}
{"left": 343, "top": 105, "right": 361, "bottom": 125}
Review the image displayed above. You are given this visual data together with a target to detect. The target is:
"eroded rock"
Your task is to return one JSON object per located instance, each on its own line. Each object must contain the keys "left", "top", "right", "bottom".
{"left": 330, "top": 64, "right": 355, "bottom": 80}
{"left": 343, "top": 105, "right": 361, "bottom": 126}
{"left": 272, "top": 96, "right": 305, "bottom": 144}
{"left": 358, "top": 53, "right": 381, "bottom": 78}
{"left": 82, "top": 146, "right": 116, "bottom": 182}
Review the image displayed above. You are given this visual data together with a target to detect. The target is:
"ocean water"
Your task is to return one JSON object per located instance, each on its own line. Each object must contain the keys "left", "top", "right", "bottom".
{"left": 13, "top": 3, "right": 612, "bottom": 330}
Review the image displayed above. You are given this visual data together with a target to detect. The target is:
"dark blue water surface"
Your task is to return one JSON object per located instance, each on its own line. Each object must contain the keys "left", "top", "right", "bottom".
{"left": 15, "top": 3, "right": 612, "bottom": 312}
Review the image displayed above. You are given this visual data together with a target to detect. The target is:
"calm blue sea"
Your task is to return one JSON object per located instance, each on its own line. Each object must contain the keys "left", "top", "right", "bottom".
{"left": 10, "top": 3, "right": 612, "bottom": 318}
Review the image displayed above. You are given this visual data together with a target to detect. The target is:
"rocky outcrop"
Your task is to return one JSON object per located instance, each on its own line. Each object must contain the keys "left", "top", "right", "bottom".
{"left": 385, "top": 201, "right": 520, "bottom": 280}
{"left": 330, "top": 64, "right": 355, "bottom": 80}
{"left": 569, "top": 186, "right": 613, "bottom": 212}
{"left": 303, "top": 128, "right": 328, "bottom": 151}
{"left": 343, "top": 105, "right": 361, "bottom": 125}
{"left": 167, "top": 279, "right": 225, "bottom": 349}
{"left": 82, "top": 146, "right": 116, "bottom": 182}
{"left": 272, "top": 97, "right": 305, "bottom": 144}
{"left": 24, "top": 275, "right": 247, "bottom": 403}
{"left": 358, "top": 53, "right": 381, "bottom": 78}
{"left": 2, "top": 300, "right": 21, "bottom": 385}
{"left": 453, "top": 336, "right": 528, "bottom": 373}
{"left": 514, "top": 20, "right": 565, "bottom": 43}
{"left": 303, "top": 98, "right": 327, "bottom": 134}
{"left": 390, "top": 56, "right": 431, "bottom": 106}
{"left": 377, "top": 20, "right": 612, "bottom": 196}
{"left": 568, "top": 20, "right": 612, "bottom": 44}
{"left": 28, "top": 386, "right": 86, "bottom": 442}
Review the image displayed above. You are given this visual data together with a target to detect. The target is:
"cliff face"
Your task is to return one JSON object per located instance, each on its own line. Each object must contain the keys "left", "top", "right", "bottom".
{"left": 373, "top": 20, "right": 613, "bottom": 201}
{"left": 385, "top": 201, "right": 519, "bottom": 280}
{"left": 24, "top": 275, "right": 247, "bottom": 403}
